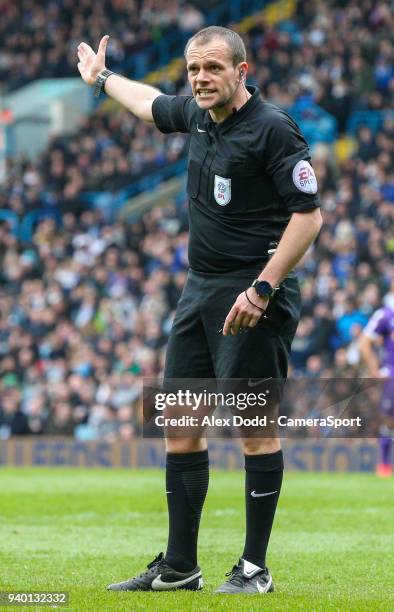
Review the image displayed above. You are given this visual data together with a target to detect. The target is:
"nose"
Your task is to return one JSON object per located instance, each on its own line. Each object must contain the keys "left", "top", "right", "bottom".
{"left": 195, "top": 68, "right": 210, "bottom": 82}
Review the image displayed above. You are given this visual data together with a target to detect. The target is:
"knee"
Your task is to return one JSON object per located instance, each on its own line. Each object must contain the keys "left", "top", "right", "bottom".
{"left": 166, "top": 437, "right": 207, "bottom": 454}
{"left": 242, "top": 437, "right": 281, "bottom": 455}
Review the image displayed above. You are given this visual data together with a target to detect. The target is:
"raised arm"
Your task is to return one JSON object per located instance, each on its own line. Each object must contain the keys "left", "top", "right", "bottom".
{"left": 77, "top": 35, "right": 161, "bottom": 123}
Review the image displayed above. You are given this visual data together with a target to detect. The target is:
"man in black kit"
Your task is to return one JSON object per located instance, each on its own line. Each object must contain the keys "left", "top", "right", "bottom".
{"left": 78, "top": 26, "right": 322, "bottom": 595}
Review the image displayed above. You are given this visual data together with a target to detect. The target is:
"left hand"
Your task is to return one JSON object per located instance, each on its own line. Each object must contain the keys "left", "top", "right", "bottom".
{"left": 223, "top": 289, "right": 268, "bottom": 336}
{"left": 77, "top": 35, "right": 109, "bottom": 86}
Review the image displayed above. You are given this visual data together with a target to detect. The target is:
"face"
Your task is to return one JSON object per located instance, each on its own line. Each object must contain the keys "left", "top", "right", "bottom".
{"left": 186, "top": 37, "right": 246, "bottom": 112}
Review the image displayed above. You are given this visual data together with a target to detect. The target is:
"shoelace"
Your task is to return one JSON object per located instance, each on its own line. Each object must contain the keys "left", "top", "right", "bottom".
{"left": 225, "top": 565, "right": 246, "bottom": 588}
{"left": 135, "top": 553, "right": 164, "bottom": 579}
{"left": 225, "top": 564, "right": 268, "bottom": 588}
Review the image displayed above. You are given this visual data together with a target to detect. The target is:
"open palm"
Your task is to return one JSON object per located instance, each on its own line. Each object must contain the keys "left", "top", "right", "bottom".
{"left": 77, "top": 35, "right": 109, "bottom": 86}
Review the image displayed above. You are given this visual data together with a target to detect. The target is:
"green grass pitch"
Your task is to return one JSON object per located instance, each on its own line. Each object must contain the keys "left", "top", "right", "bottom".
{"left": 0, "top": 468, "right": 393, "bottom": 611}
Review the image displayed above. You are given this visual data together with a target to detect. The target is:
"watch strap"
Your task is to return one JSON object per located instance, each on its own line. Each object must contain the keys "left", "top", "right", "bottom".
{"left": 94, "top": 69, "right": 114, "bottom": 98}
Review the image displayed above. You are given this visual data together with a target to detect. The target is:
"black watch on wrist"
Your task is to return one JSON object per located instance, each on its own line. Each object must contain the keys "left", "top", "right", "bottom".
{"left": 94, "top": 69, "right": 114, "bottom": 98}
{"left": 251, "top": 279, "right": 275, "bottom": 299}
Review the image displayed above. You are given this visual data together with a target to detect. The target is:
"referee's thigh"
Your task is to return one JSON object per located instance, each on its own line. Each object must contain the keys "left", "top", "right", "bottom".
{"left": 164, "top": 271, "right": 215, "bottom": 379}
{"left": 200, "top": 272, "right": 301, "bottom": 379}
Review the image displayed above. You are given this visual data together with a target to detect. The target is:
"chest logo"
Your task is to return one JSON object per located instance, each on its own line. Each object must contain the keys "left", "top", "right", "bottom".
{"left": 292, "top": 160, "right": 318, "bottom": 194}
{"left": 214, "top": 175, "right": 231, "bottom": 206}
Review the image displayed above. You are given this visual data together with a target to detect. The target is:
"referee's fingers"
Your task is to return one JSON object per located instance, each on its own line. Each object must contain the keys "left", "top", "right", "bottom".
{"left": 231, "top": 310, "right": 253, "bottom": 335}
{"left": 223, "top": 306, "right": 238, "bottom": 336}
{"left": 242, "top": 315, "right": 252, "bottom": 328}
{"left": 98, "top": 35, "right": 109, "bottom": 56}
{"left": 230, "top": 311, "right": 243, "bottom": 335}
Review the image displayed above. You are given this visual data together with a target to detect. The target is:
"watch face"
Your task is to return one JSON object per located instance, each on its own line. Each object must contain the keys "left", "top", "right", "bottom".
{"left": 255, "top": 281, "right": 273, "bottom": 297}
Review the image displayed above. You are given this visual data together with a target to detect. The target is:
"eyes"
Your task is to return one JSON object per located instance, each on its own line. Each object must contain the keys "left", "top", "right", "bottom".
{"left": 188, "top": 64, "right": 223, "bottom": 75}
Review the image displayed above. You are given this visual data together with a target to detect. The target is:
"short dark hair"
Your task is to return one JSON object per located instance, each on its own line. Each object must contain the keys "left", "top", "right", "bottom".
{"left": 184, "top": 26, "right": 247, "bottom": 66}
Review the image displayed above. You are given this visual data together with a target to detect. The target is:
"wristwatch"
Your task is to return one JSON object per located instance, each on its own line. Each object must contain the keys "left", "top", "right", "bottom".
{"left": 251, "top": 279, "right": 275, "bottom": 299}
{"left": 94, "top": 69, "right": 114, "bottom": 98}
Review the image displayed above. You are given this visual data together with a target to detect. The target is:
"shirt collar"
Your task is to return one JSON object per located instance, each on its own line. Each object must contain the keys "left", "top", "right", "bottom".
{"left": 202, "top": 86, "right": 261, "bottom": 128}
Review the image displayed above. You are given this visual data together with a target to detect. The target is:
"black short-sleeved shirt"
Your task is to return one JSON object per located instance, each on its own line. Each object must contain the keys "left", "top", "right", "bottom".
{"left": 152, "top": 86, "right": 320, "bottom": 273}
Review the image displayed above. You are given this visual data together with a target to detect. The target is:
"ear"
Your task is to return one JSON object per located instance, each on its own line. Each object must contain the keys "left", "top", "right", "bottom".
{"left": 238, "top": 62, "right": 248, "bottom": 81}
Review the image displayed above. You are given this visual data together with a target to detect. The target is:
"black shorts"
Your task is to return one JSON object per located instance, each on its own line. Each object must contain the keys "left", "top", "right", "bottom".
{"left": 164, "top": 268, "right": 301, "bottom": 380}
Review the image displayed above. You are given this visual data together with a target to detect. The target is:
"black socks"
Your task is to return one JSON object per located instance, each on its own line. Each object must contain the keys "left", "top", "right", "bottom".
{"left": 242, "top": 450, "right": 284, "bottom": 569}
{"left": 164, "top": 449, "right": 282, "bottom": 572}
{"left": 165, "top": 449, "right": 209, "bottom": 572}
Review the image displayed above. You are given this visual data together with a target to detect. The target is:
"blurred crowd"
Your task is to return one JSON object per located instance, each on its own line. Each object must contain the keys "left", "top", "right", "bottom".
{"left": 246, "top": 0, "right": 393, "bottom": 132}
{"left": 0, "top": 205, "right": 189, "bottom": 439}
{"left": 0, "top": 0, "right": 205, "bottom": 92}
{"left": 0, "top": 0, "right": 393, "bottom": 439}
{"left": 291, "top": 118, "right": 394, "bottom": 377}
{"left": 4, "top": 110, "right": 187, "bottom": 219}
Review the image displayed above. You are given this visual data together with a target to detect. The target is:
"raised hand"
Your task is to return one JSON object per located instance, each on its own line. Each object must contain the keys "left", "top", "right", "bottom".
{"left": 77, "top": 35, "right": 109, "bottom": 85}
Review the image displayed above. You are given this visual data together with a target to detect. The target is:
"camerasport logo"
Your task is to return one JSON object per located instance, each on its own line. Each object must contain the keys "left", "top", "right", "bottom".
{"left": 214, "top": 174, "right": 231, "bottom": 205}
{"left": 292, "top": 160, "right": 318, "bottom": 194}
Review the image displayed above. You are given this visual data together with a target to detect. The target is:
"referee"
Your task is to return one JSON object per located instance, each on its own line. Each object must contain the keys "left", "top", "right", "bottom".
{"left": 78, "top": 26, "right": 322, "bottom": 595}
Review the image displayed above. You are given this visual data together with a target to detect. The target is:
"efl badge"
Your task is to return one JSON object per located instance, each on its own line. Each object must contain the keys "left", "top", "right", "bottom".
{"left": 292, "top": 160, "right": 318, "bottom": 194}
{"left": 214, "top": 174, "right": 231, "bottom": 206}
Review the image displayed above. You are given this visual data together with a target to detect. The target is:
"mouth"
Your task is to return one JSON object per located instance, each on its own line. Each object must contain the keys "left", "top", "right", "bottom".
{"left": 196, "top": 89, "right": 216, "bottom": 97}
